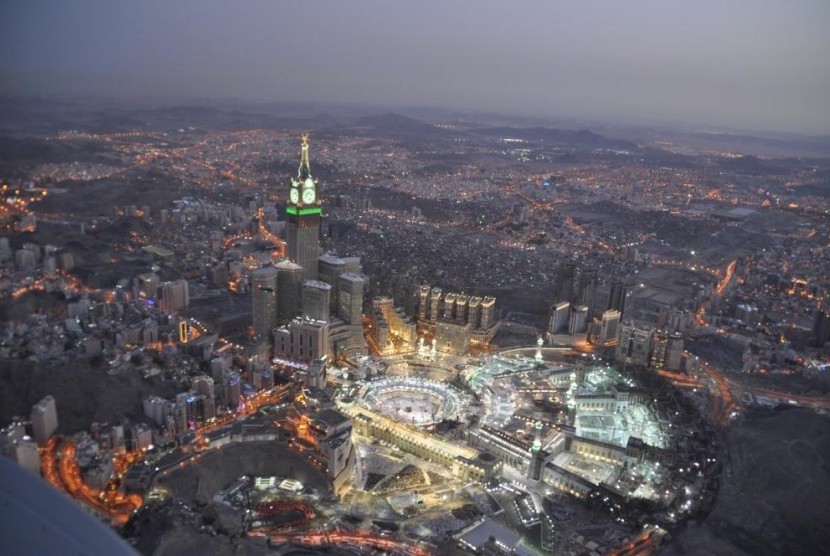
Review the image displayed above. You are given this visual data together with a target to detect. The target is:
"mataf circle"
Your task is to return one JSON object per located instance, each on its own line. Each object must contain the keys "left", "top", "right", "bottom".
{"left": 358, "top": 377, "right": 469, "bottom": 428}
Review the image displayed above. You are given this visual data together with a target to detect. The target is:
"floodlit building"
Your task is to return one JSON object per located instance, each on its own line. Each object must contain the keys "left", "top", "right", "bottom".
{"left": 548, "top": 301, "right": 570, "bottom": 335}
{"left": 372, "top": 296, "right": 416, "bottom": 350}
{"left": 615, "top": 322, "right": 657, "bottom": 367}
{"left": 308, "top": 409, "right": 354, "bottom": 490}
{"left": 286, "top": 135, "right": 322, "bottom": 281}
{"left": 600, "top": 309, "right": 621, "bottom": 345}
{"left": 274, "top": 317, "right": 330, "bottom": 362}
{"left": 417, "top": 286, "right": 498, "bottom": 350}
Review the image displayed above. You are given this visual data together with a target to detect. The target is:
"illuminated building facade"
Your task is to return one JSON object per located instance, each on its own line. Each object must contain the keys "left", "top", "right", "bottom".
{"left": 308, "top": 409, "right": 354, "bottom": 488}
{"left": 273, "top": 317, "right": 329, "bottom": 362}
{"left": 615, "top": 322, "right": 657, "bottom": 367}
{"left": 548, "top": 301, "right": 570, "bottom": 335}
{"left": 372, "top": 296, "right": 416, "bottom": 352}
{"left": 286, "top": 134, "right": 322, "bottom": 281}
{"left": 599, "top": 309, "right": 621, "bottom": 345}
{"left": 417, "top": 285, "right": 497, "bottom": 349}
{"left": 342, "top": 403, "right": 495, "bottom": 481}
{"left": 137, "top": 273, "right": 160, "bottom": 300}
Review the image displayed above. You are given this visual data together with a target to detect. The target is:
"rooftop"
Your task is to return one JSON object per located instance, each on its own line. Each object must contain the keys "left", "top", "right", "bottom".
{"left": 458, "top": 518, "right": 522, "bottom": 551}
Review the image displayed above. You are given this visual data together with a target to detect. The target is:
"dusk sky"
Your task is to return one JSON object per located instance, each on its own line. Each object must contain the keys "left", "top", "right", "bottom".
{"left": 2, "top": 0, "right": 829, "bottom": 134}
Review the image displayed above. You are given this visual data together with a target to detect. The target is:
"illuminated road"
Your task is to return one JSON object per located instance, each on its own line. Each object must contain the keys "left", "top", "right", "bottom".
{"left": 656, "top": 369, "right": 702, "bottom": 389}
{"left": 693, "top": 356, "right": 830, "bottom": 425}
{"left": 41, "top": 437, "right": 66, "bottom": 492}
{"left": 41, "top": 384, "right": 294, "bottom": 525}
{"left": 55, "top": 442, "right": 141, "bottom": 526}
{"left": 689, "top": 258, "right": 740, "bottom": 425}
{"left": 194, "top": 383, "right": 294, "bottom": 446}
{"left": 252, "top": 530, "right": 431, "bottom": 556}
{"left": 715, "top": 260, "right": 737, "bottom": 297}
{"left": 256, "top": 206, "right": 287, "bottom": 258}
{"left": 728, "top": 380, "right": 830, "bottom": 410}
{"left": 609, "top": 525, "right": 664, "bottom": 555}
{"left": 696, "top": 361, "right": 738, "bottom": 426}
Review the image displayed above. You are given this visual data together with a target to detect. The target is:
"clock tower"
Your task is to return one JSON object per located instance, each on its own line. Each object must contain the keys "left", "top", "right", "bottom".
{"left": 286, "top": 133, "right": 321, "bottom": 281}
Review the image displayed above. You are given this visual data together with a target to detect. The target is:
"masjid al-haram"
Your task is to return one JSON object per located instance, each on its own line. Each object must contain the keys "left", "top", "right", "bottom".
{"left": 12, "top": 134, "right": 736, "bottom": 556}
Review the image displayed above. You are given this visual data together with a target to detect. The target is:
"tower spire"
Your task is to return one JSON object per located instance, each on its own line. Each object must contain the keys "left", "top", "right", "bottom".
{"left": 298, "top": 132, "right": 311, "bottom": 180}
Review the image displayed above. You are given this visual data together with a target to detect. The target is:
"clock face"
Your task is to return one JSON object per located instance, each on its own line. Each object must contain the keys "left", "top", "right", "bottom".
{"left": 289, "top": 188, "right": 299, "bottom": 204}
{"left": 302, "top": 188, "right": 316, "bottom": 204}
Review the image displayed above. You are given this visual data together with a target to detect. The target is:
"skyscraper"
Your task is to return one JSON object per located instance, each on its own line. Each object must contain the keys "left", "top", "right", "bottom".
{"left": 418, "top": 285, "right": 431, "bottom": 322}
{"left": 303, "top": 280, "right": 332, "bottom": 322}
{"left": 548, "top": 301, "right": 570, "bottom": 335}
{"left": 429, "top": 288, "right": 443, "bottom": 323}
{"left": 665, "top": 333, "right": 684, "bottom": 371}
{"left": 338, "top": 273, "right": 365, "bottom": 325}
{"left": 275, "top": 260, "right": 303, "bottom": 323}
{"left": 286, "top": 134, "right": 322, "bottom": 281}
{"left": 30, "top": 396, "right": 58, "bottom": 446}
{"left": 192, "top": 374, "right": 216, "bottom": 421}
{"left": 251, "top": 266, "right": 279, "bottom": 339}
{"left": 608, "top": 280, "right": 632, "bottom": 316}
{"left": 137, "top": 273, "right": 160, "bottom": 300}
{"left": 599, "top": 309, "right": 621, "bottom": 345}
{"left": 479, "top": 297, "right": 497, "bottom": 330}
{"left": 159, "top": 279, "right": 189, "bottom": 315}
{"left": 615, "top": 321, "right": 656, "bottom": 367}
{"left": 273, "top": 318, "right": 329, "bottom": 361}
{"left": 813, "top": 308, "right": 830, "bottom": 348}
{"left": 568, "top": 305, "right": 589, "bottom": 335}
{"left": 553, "top": 261, "right": 576, "bottom": 304}
{"left": 576, "top": 267, "right": 598, "bottom": 320}
{"left": 319, "top": 254, "right": 346, "bottom": 312}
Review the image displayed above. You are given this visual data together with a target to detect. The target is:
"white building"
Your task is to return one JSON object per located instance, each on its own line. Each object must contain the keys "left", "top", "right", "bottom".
{"left": 30, "top": 395, "right": 58, "bottom": 446}
{"left": 273, "top": 317, "right": 329, "bottom": 362}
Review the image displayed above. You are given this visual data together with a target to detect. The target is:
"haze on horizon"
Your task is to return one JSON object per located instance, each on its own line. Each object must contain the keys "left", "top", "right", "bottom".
{"left": 2, "top": 0, "right": 829, "bottom": 135}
